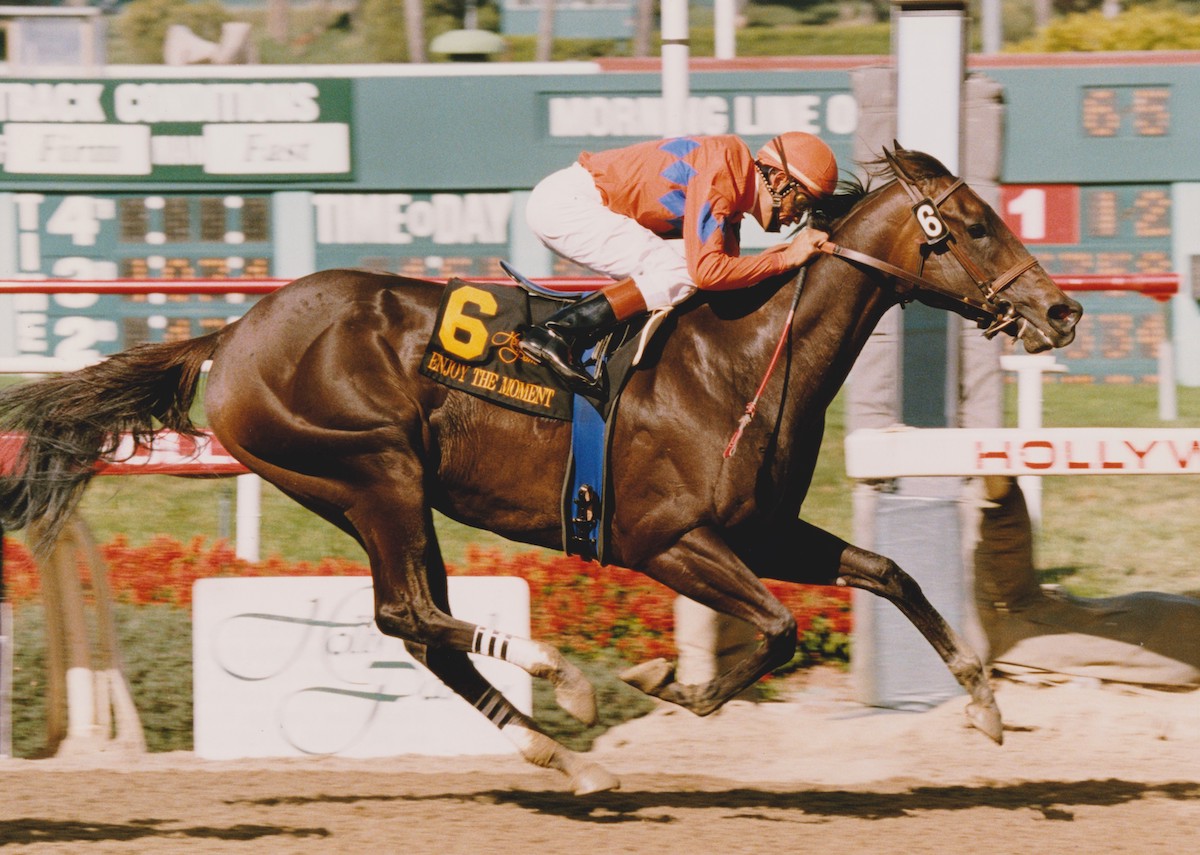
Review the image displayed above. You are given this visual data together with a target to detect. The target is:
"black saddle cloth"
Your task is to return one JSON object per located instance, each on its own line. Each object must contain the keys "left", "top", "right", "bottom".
{"left": 420, "top": 278, "right": 642, "bottom": 420}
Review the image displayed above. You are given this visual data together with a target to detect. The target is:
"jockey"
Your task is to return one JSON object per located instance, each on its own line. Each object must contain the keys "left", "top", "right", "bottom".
{"left": 519, "top": 131, "right": 840, "bottom": 390}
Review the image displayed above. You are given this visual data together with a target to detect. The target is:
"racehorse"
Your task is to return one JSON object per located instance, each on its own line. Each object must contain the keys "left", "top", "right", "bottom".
{"left": 0, "top": 145, "right": 1081, "bottom": 794}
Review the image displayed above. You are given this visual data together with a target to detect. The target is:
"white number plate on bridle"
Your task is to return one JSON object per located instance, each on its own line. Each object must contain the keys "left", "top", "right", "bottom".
{"left": 912, "top": 198, "right": 950, "bottom": 245}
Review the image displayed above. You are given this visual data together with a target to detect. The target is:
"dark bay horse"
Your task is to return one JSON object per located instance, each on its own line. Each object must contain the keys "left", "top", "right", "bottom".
{"left": 0, "top": 146, "right": 1081, "bottom": 793}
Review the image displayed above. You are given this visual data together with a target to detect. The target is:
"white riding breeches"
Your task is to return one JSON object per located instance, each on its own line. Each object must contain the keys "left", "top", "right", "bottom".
{"left": 525, "top": 162, "right": 698, "bottom": 311}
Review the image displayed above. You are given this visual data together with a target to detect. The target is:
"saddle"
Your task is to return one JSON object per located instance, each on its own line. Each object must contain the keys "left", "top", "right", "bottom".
{"left": 420, "top": 270, "right": 668, "bottom": 562}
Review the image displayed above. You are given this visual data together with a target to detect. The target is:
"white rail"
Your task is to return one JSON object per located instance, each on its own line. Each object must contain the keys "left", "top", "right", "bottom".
{"left": 845, "top": 426, "right": 1200, "bottom": 479}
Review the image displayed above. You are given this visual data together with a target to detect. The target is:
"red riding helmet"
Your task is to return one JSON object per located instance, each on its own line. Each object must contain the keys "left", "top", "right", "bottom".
{"left": 755, "top": 132, "right": 839, "bottom": 198}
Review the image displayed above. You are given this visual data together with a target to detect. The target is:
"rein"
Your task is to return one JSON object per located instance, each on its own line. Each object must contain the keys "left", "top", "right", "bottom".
{"left": 723, "top": 271, "right": 805, "bottom": 459}
{"left": 723, "top": 149, "right": 1041, "bottom": 460}
{"left": 821, "top": 153, "right": 1041, "bottom": 339}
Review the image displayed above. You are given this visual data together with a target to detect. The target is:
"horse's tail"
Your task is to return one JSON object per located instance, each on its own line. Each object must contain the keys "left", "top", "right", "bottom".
{"left": 0, "top": 330, "right": 226, "bottom": 546}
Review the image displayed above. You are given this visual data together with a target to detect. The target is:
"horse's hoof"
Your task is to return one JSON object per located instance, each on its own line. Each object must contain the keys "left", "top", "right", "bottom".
{"left": 619, "top": 658, "right": 675, "bottom": 695}
{"left": 684, "top": 695, "right": 723, "bottom": 718}
{"left": 556, "top": 680, "right": 598, "bottom": 727}
{"left": 966, "top": 700, "right": 1004, "bottom": 745}
{"left": 571, "top": 762, "right": 620, "bottom": 796}
{"left": 547, "top": 654, "right": 598, "bottom": 725}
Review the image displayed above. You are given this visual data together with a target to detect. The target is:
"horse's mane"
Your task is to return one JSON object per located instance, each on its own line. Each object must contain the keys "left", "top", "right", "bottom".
{"left": 808, "top": 146, "right": 953, "bottom": 234}
{"left": 808, "top": 175, "right": 867, "bottom": 231}
{"left": 863, "top": 146, "right": 952, "bottom": 183}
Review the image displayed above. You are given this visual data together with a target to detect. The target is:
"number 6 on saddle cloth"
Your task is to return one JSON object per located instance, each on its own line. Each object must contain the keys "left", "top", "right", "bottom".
{"left": 419, "top": 275, "right": 656, "bottom": 562}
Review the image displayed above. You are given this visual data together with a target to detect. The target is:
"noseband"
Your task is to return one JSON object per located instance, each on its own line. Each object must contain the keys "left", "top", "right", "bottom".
{"left": 820, "top": 151, "right": 1038, "bottom": 339}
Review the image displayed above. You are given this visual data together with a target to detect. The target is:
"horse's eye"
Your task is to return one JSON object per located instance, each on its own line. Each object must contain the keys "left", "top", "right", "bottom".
{"left": 967, "top": 223, "right": 988, "bottom": 239}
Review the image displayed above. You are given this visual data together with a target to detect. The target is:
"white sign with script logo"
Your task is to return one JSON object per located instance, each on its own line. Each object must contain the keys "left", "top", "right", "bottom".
{"left": 193, "top": 576, "right": 531, "bottom": 759}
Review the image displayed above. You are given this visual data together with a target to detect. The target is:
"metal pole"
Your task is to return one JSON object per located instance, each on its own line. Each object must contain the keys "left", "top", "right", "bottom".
{"left": 235, "top": 473, "right": 262, "bottom": 562}
{"left": 661, "top": 0, "right": 689, "bottom": 137}
{"left": 895, "top": 2, "right": 963, "bottom": 171}
{"left": 714, "top": 0, "right": 736, "bottom": 60}
{"left": 662, "top": 0, "right": 752, "bottom": 685}
{"left": 856, "top": 1, "right": 971, "bottom": 712}
{"left": 1001, "top": 354, "right": 1066, "bottom": 533}
{"left": 1159, "top": 337, "right": 1178, "bottom": 421}
{"left": 980, "top": 0, "right": 1002, "bottom": 54}
{"left": 0, "top": 524, "right": 11, "bottom": 758}
{"left": 895, "top": 1, "right": 965, "bottom": 434}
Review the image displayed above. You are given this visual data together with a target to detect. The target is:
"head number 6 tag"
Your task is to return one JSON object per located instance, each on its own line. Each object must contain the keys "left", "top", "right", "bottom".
{"left": 913, "top": 199, "right": 950, "bottom": 245}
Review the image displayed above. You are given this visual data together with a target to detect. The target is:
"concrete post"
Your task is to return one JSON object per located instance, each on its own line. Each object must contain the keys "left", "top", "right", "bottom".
{"left": 851, "top": 2, "right": 977, "bottom": 710}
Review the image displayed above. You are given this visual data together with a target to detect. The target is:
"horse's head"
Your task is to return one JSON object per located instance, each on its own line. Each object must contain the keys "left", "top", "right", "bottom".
{"left": 846, "top": 144, "right": 1081, "bottom": 353}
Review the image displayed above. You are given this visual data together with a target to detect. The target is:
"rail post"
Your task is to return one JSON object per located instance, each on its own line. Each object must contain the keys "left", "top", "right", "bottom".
{"left": 1000, "top": 353, "right": 1066, "bottom": 532}
{"left": 0, "top": 523, "right": 11, "bottom": 759}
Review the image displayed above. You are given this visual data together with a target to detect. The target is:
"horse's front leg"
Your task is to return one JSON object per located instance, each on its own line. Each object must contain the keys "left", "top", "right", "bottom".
{"left": 836, "top": 542, "right": 1004, "bottom": 743}
{"left": 619, "top": 526, "right": 798, "bottom": 715}
{"left": 746, "top": 517, "right": 1004, "bottom": 744}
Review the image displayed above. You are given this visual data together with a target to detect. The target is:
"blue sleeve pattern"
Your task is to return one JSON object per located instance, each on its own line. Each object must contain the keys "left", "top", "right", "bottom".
{"left": 659, "top": 189, "right": 687, "bottom": 232}
{"left": 697, "top": 201, "right": 723, "bottom": 243}
{"left": 656, "top": 137, "right": 701, "bottom": 233}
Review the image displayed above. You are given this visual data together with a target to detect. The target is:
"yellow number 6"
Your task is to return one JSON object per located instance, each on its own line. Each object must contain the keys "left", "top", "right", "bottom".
{"left": 437, "top": 285, "right": 498, "bottom": 360}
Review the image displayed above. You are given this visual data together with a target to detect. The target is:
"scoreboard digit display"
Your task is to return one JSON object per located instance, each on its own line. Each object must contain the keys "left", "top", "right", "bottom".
{"left": 1001, "top": 182, "right": 1171, "bottom": 270}
{"left": 11, "top": 189, "right": 518, "bottom": 362}
{"left": 999, "top": 182, "right": 1171, "bottom": 383}
{"left": 998, "top": 185, "right": 1080, "bottom": 244}
{"left": 1080, "top": 86, "right": 1171, "bottom": 138}
{"left": 11, "top": 192, "right": 273, "bottom": 360}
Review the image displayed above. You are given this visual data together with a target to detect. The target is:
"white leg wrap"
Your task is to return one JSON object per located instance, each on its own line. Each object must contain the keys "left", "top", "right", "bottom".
{"left": 472, "top": 627, "right": 554, "bottom": 674}
{"left": 474, "top": 626, "right": 597, "bottom": 726}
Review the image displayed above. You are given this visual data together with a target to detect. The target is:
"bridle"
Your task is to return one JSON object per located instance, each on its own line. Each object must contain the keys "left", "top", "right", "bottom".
{"left": 725, "top": 148, "right": 1043, "bottom": 459}
{"left": 819, "top": 149, "right": 1039, "bottom": 339}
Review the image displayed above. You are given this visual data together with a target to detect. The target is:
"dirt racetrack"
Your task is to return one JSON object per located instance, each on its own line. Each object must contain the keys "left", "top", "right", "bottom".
{"left": 1, "top": 669, "right": 1196, "bottom": 854}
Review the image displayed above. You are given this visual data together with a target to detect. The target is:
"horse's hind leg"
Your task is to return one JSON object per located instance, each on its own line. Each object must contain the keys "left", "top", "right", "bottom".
{"left": 620, "top": 527, "right": 800, "bottom": 715}
{"left": 405, "top": 641, "right": 619, "bottom": 795}
{"left": 348, "top": 495, "right": 614, "bottom": 789}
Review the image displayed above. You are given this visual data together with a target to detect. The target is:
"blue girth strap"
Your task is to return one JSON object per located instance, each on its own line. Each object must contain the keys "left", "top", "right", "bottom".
{"left": 565, "top": 389, "right": 606, "bottom": 561}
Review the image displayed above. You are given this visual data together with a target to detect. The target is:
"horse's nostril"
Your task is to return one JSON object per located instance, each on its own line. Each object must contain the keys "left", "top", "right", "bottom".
{"left": 1049, "top": 302, "right": 1080, "bottom": 325}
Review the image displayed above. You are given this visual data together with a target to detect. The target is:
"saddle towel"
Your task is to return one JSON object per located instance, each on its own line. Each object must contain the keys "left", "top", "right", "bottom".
{"left": 420, "top": 279, "right": 575, "bottom": 420}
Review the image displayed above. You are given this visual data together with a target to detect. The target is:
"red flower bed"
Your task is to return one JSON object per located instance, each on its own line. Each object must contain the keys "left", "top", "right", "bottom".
{"left": 1, "top": 535, "right": 852, "bottom": 666}
{"left": 0, "top": 538, "right": 39, "bottom": 602}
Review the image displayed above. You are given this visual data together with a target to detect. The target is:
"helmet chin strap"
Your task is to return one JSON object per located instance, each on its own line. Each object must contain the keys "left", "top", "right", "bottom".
{"left": 755, "top": 160, "right": 791, "bottom": 233}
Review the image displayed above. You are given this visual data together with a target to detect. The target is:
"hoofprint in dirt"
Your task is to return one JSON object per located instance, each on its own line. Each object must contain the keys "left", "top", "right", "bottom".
{"left": 0, "top": 672, "right": 1196, "bottom": 854}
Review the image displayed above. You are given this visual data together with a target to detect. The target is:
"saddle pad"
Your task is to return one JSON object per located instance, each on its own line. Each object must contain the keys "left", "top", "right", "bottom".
{"left": 420, "top": 279, "right": 574, "bottom": 420}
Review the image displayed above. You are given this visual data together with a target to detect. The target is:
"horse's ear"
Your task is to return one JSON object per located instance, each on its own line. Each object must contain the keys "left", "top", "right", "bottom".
{"left": 882, "top": 145, "right": 905, "bottom": 176}
{"left": 892, "top": 139, "right": 906, "bottom": 152}
{"left": 883, "top": 145, "right": 921, "bottom": 186}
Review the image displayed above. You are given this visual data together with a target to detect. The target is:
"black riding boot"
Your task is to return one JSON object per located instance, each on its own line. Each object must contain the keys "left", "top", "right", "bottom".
{"left": 520, "top": 278, "right": 645, "bottom": 391}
